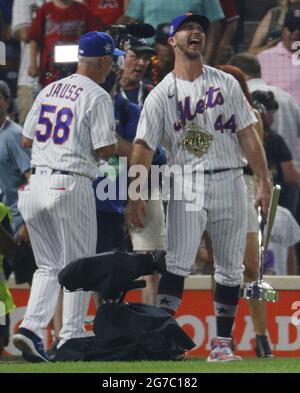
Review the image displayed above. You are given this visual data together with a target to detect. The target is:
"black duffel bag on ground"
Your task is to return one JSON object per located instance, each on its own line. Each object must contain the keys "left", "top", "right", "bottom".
{"left": 54, "top": 302, "right": 195, "bottom": 361}
{"left": 55, "top": 251, "right": 195, "bottom": 361}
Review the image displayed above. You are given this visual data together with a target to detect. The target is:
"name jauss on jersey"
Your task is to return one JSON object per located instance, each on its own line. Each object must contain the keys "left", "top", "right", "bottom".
{"left": 46, "top": 82, "right": 83, "bottom": 101}
{"left": 174, "top": 86, "right": 225, "bottom": 131}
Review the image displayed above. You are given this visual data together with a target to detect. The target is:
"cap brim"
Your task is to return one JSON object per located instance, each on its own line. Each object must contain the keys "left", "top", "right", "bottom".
{"left": 173, "top": 14, "right": 210, "bottom": 35}
{"left": 284, "top": 22, "right": 300, "bottom": 27}
{"left": 113, "top": 48, "right": 125, "bottom": 56}
{"left": 131, "top": 46, "right": 157, "bottom": 55}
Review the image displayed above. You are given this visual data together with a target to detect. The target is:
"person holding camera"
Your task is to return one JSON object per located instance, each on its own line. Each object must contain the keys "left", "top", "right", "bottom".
{"left": 118, "top": 36, "right": 156, "bottom": 108}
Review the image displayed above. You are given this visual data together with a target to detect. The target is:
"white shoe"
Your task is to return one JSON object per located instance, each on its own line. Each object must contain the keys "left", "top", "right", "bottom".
{"left": 207, "top": 337, "right": 242, "bottom": 363}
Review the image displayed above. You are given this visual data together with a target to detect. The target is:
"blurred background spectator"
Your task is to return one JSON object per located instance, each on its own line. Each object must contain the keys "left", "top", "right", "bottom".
{"left": 212, "top": 0, "right": 240, "bottom": 65}
{"left": 28, "top": 0, "right": 98, "bottom": 88}
{"left": 152, "top": 23, "right": 174, "bottom": 84}
{"left": 11, "top": 0, "right": 46, "bottom": 125}
{"left": 252, "top": 89, "right": 300, "bottom": 212}
{"left": 0, "top": 81, "right": 31, "bottom": 234}
{"left": 118, "top": 35, "right": 156, "bottom": 106}
{"left": 0, "top": 0, "right": 19, "bottom": 114}
{"left": 257, "top": 9, "right": 300, "bottom": 107}
{"left": 230, "top": 52, "right": 300, "bottom": 218}
{"left": 249, "top": 0, "right": 300, "bottom": 55}
{"left": 117, "top": 0, "right": 225, "bottom": 64}
{"left": 0, "top": 203, "right": 15, "bottom": 357}
{"left": 83, "top": 0, "right": 129, "bottom": 29}
{"left": 267, "top": 205, "right": 300, "bottom": 275}
{"left": 0, "top": 0, "right": 14, "bottom": 42}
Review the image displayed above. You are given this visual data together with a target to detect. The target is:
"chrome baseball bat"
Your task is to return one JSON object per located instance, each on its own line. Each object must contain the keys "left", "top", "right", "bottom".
{"left": 259, "top": 184, "right": 281, "bottom": 279}
{"left": 239, "top": 184, "right": 281, "bottom": 302}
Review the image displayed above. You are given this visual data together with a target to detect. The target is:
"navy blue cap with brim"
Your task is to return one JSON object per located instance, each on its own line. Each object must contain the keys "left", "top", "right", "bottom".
{"left": 78, "top": 31, "right": 125, "bottom": 57}
{"left": 284, "top": 9, "right": 300, "bottom": 27}
{"left": 125, "top": 35, "right": 156, "bottom": 55}
{"left": 169, "top": 13, "right": 210, "bottom": 37}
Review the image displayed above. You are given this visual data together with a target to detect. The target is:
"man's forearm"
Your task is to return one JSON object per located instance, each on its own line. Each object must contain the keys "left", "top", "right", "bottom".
{"left": 205, "top": 21, "right": 222, "bottom": 65}
{"left": 116, "top": 134, "right": 133, "bottom": 159}
{"left": 130, "top": 141, "right": 154, "bottom": 172}
{"left": 238, "top": 125, "right": 271, "bottom": 215}
{"left": 129, "top": 141, "right": 154, "bottom": 195}
{"left": 238, "top": 125, "right": 269, "bottom": 180}
{"left": 30, "top": 40, "right": 38, "bottom": 67}
{"left": 127, "top": 141, "right": 154, "bottom": 226}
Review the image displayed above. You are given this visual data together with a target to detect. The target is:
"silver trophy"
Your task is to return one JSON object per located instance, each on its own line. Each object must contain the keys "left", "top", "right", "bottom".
{"left": 240, "top": 185, "right": 281, "bottom": 302}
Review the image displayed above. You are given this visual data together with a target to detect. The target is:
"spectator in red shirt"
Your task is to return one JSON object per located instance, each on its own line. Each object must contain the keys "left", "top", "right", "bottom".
{"left": 84, "top": 0, "right": 128, "bottom": 28}
{"left": 28, "top": 0, "right": 98, "bottom": 87}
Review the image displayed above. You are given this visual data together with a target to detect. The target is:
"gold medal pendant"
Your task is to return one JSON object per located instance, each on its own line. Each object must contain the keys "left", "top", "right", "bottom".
{"left": 178, "top": 122, "right": 214, "bottom": 158}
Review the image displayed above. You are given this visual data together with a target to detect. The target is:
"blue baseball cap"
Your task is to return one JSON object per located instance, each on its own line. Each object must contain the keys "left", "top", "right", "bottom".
{"left": 284, "top": 9, "right": 300, "bottom": 27}
{"left": 169, "top": 13, "right": 210, "bottom": 37}
{"left": 78, "top": 31, "right": 125, "bottom": 57}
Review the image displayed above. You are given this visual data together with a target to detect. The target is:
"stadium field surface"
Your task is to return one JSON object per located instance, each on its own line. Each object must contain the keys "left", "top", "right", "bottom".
{"left": 0, "top": 357, "right": 299, "bottom": 373}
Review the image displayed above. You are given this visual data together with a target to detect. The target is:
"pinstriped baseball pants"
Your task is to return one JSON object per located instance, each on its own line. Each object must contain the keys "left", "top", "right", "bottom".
{"left": 166, "top": 169, "right": 247, "bottom": 286}
{"left": 18, "top": 171, "right": 97, "bottom": 343}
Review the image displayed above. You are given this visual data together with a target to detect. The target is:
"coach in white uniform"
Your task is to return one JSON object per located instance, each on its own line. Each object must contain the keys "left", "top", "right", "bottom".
{"left": 128, "top": 13, "right": 271, "bottom": 362}
{"left": 13, "top": 32, "right": 124, "bottom": 362}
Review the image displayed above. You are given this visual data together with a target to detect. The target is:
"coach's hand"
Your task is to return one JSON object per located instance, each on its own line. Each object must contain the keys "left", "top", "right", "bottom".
{"left": 16, "top": 224, "right": 31, "bottom": 246}
{"left": 128, "top": 198, "right": 147, "bottom": 228}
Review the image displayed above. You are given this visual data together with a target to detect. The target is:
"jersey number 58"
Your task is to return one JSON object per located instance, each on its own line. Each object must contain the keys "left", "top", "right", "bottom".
{"left": 36, "top": 104, "right": 74, "bottom": 145}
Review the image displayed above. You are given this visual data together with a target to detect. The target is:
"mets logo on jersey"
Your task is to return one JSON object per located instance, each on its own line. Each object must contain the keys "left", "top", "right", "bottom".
{"left": 174, "top": 86, "right": 225, "bottom": 131}
{"left": 173, "top": 86, "right": 239, "bottom": 134}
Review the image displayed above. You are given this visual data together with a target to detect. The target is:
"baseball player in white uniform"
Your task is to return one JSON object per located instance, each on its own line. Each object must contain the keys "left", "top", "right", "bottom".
{"left": 13, "top": 32, "right": 124, "bottom": 362}
{"left": 128, "top": 13, "right": 271, "bottom": 362}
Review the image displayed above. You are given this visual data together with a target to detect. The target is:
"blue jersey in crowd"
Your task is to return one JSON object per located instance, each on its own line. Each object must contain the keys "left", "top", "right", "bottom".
{"left": 0, "top": 119, "right": 31, "bottom": 233}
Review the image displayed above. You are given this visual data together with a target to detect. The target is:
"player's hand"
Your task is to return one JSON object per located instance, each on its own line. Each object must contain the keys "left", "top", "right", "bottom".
{"left": 255, "top": 178, "right": 272, "bottom": 217}
{"left": 127, "top": 198, "right": 147, "bottom": 228}
{"left": 16, "top": 224, "right": 31, "bottom": 246}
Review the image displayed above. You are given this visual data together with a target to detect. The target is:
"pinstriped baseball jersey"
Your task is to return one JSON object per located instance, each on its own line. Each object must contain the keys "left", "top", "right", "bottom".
{"left": 23, "top": 73, "right": 117, "bottom": 178}
{"left": 135, "top": 66, "right": 256, "bottom": 169}
{"left": 16, "top": 72, "right": 116, "bottom": 346}
{"left": 134, "top": 66, "right": 253, "bottom": 284}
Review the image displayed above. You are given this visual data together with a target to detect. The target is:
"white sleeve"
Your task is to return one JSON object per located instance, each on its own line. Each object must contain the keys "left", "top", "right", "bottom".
{"left": 90, "top": 97, "right": 117, "bottom": 150}
{"left": 228, "top": 77, "right": 257, "bottom": 132}
{"left": 134, "top": 89, "right": 164, "bottom": 150}
{"left": 11, "top": 0, "right": 32, "bottom": 33}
